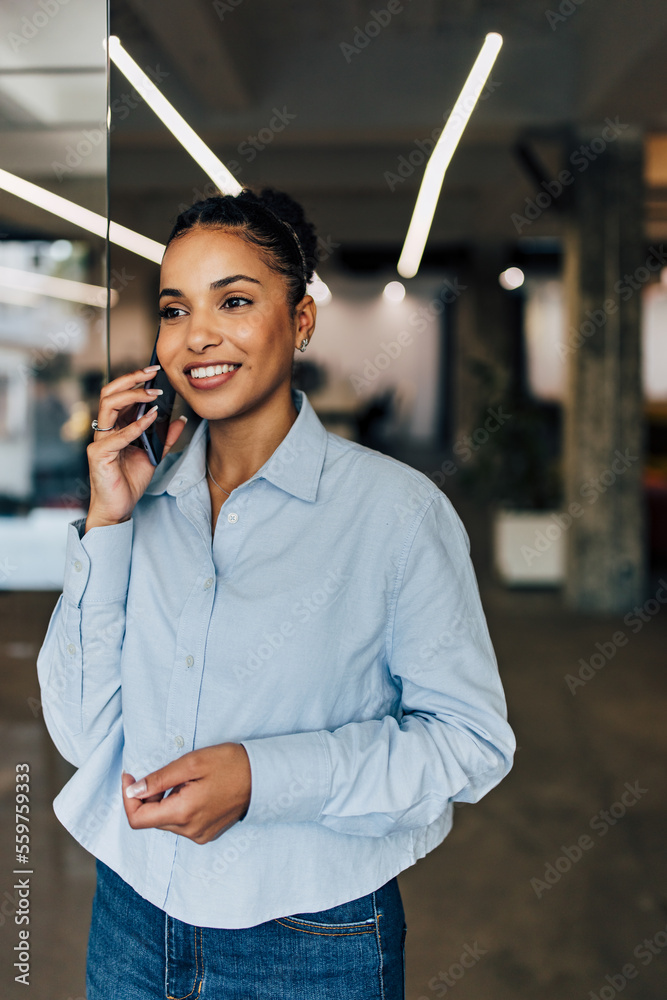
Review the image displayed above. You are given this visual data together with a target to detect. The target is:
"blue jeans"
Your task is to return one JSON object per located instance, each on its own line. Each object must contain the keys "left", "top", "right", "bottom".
{"left": 87, "top": 858, "right": 406, "bottom": 999}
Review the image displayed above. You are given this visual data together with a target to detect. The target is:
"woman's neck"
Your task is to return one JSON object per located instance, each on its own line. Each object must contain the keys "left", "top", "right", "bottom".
{"left": 205, "top": 387, "right": 299, "bottom": 493}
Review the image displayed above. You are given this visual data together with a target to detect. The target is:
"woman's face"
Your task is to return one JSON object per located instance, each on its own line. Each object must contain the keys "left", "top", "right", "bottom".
{"left": 157, "top": 227, "right": 314, "bottom": 422}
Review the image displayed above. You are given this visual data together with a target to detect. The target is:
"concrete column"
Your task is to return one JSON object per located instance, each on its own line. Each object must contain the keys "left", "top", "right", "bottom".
{"left": 563, "top": 126, "right": 646, "bottom": 612}
{"left": 453, "top": 244, "right": 517, "bottom": 444}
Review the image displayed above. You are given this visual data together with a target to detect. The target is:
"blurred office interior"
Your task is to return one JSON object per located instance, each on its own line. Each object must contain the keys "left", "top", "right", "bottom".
{"left": 0, "top": 2, "right": 666, "bottom": 998}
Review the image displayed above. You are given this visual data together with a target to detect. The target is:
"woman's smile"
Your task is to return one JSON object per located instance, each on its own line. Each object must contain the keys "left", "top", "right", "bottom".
{"left": 184, "top": 361, "right": 243, "bottom": 391}
{"left": 156, "top": 229, "right": 308, "bottom": 425}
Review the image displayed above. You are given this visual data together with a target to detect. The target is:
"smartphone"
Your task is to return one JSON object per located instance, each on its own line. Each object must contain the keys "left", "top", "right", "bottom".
{"left": 119, "top": 326, "right": 177, "bottom": 466}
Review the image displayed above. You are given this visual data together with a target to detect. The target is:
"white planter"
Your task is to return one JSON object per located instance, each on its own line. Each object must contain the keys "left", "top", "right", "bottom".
{"left": 493, "top": 508, "right": 565, "bottom": 587}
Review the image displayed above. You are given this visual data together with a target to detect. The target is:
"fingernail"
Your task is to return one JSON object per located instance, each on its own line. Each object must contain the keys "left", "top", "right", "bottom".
{"left": 143, "top": 365, "right": 161, "bottom": 373}
{"left": 146, "top": 388, "right": 163, "bottom": 395}
{"left": 178, "top": 415, "right": 188, "bottom": 424}
{"left": 125, "top": 778, "right": 147, "bottom": 798}
{"left": 146, "top": 404, "right": 158, "bottom": 415}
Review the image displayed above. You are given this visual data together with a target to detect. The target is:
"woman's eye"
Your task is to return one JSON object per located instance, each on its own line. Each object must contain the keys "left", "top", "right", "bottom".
{"left": 158, "top": 306, "right": 185, "bottom": 319}
{"left": 223, "top": 295, "right": 252, "bottom": 309}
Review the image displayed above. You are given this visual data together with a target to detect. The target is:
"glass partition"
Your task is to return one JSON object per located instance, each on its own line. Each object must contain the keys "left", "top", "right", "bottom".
{"left": 0, "top": 0, "right": 108, "bottom": 589}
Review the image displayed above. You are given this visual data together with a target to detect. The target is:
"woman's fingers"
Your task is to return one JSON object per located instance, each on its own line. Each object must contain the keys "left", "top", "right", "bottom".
{"left": 98, "top": 366, "right": 161, "bottom": 402}
{"left": 161, "top": 415, "right": 188, "bottom": 459}
{"left": 94, "top": 383, "right": 163, "bottom": 435}
{"left": 93, "top": 403, "right": 159, "bottom": 452}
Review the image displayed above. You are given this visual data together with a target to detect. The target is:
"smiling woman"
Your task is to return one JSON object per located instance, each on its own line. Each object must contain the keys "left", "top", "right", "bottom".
{"left": 36, "top": 186, "right": 515, "bottom": 1000}
{"left": 155, "top": 190, "right": 319, "bottom": 532}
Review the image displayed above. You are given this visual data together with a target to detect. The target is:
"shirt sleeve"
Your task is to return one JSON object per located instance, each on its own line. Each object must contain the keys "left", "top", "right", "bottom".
{"left": 36, "top": 516, "right": 133, "bottom": 768}
{"left": 238, "top": 492, "right": 515, "bottom": 836}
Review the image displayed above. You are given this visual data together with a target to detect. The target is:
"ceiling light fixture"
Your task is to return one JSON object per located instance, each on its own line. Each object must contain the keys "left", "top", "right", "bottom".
{"left": 397, "top": 32, "right": 503, "bottom": 278}
{"left": 0, "top": 265, "right": 119, "bottom": 307}
{"left": 498, "top": 266, "right": 525, "bottom": 290}
{"left": 383, "top": 280, "right": 406, "bottom": 303}
{"left": 106, "top": 35, "right": 242, "bottom": 196}
{"left": 105, "top": 36, "right": 326, "bottom": 287}
{"left": 0, "top": 167, "right": 165, "bottom": 263}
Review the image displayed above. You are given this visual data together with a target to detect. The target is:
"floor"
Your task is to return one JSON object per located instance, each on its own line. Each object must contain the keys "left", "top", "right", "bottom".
{"left": 0, "top": 497, "right": 665, "bottom": 1000}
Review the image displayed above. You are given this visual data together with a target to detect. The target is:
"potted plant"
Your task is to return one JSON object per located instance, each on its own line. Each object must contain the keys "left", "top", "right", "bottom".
{"left": 458, "top": 360, "right": 564, "bottom": 586}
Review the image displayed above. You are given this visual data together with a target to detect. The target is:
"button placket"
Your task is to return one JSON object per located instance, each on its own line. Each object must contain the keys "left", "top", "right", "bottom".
{"left": 163, "top": 534, "right": 216, "bottom": 761}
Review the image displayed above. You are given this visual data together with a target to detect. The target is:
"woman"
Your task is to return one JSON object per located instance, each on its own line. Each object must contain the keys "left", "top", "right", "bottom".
{"left": 37, "top": 187, "right": 515, "bottom": 999}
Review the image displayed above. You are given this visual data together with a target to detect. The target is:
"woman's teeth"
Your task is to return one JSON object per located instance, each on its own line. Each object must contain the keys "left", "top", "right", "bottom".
{"left": 189, "top": 363, "right": 241, "bottom": 379}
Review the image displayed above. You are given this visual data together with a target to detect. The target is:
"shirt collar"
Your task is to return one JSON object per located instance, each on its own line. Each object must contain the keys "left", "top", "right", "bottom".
{"left": 144, "top": 388, "right": 328, "bottom": 503}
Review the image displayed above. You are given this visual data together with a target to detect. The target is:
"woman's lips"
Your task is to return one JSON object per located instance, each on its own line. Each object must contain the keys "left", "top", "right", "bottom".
{"left": 184, "top": 366, "right": 241, "bottom": 390}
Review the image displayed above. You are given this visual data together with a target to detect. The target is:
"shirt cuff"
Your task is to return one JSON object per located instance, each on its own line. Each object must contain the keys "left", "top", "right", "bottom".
{"left": 238, "top": 730, "right": 331, "bottom": 825}
{"left": 63, "top": 517, "right": 134, "bottom": 607}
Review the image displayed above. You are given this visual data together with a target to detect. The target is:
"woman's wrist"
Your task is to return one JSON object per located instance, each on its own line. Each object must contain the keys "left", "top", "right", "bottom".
{"left": 84, "top": 513, "right": 132, "bottom": 534}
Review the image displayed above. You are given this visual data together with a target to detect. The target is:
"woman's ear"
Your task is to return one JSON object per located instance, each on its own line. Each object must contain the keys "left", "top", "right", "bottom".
{"left": 293, "top": 294, "right": 316, "bottom": 352}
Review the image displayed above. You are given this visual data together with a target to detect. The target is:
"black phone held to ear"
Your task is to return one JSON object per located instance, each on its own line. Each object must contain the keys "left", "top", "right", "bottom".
{"left": 117, "top": 326, "right": 178, "bottom": 466}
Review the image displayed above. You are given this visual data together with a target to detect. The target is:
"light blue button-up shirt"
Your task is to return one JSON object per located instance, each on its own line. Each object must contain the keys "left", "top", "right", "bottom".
{"left": 37, "top": 387, "right": 515, "bottom": 928}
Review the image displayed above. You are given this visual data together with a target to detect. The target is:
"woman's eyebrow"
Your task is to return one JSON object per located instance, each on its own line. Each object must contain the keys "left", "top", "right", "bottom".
{"left": 159, "top": 274, "right": 262, "bottom": 301}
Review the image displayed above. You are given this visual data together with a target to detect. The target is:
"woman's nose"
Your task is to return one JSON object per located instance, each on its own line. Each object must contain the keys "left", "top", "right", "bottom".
{"left": 185, "top": 312, "right": 225, "bottom": 349}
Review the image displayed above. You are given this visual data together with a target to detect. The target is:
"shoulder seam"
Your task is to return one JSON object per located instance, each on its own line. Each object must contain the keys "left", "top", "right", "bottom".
{"left": 325, "top": 433, "right": 445, "bottom": 496}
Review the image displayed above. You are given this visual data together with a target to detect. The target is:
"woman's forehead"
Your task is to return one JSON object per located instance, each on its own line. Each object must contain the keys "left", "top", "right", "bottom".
{"left": 161, "top": 229, "right": 271, "bottom": 282}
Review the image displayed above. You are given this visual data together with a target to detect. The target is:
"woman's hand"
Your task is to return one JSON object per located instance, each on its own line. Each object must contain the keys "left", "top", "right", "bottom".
{"left": 85, "top": 366, "right": 187, "bottom": 532}
{"left": 121, "top": 743, "right": 252, "bottom": 844}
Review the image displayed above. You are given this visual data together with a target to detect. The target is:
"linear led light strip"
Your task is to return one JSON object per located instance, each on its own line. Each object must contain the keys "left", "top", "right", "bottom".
{"left": 0, "top": 167, "right": 165, "bottom": 264}
{"left": 105, "top": 35, "right": 331, "bottom": 301}
{"left": 0, "top": 265, "right": 118, "bottom": 308}
{"left": 106, "top": 35, "right": 242, "bottom": 198}
{"left": 397, "top": 32, "right": 503, "bottom": 279}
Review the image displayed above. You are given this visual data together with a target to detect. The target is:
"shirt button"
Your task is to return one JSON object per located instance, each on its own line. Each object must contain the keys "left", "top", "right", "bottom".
{"left": 185, "top": 654, "right": 194, "bottom": 668}
{"left": 227, "top": 511, "right": 238, "bottom": 523}
{"left": 203, "top": 577, "right": 213, "bottom": 589}
{"left": 174, "top": 735, "right": 185, "bottom": 748}
{"left": 66, "top": 643, "right": 76, "bottom": 655}
{"left": 73, "top": 560, "right": 82, "bottom": 572}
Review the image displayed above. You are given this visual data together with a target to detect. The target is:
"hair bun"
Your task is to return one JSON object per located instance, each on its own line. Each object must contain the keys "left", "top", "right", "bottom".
{"left": 242, "top": 187, "right": 318, "bottom": 283}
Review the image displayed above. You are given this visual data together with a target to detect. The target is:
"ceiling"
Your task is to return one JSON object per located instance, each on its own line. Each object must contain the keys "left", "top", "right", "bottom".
{"left": 2, "top": 0, "right": 667, "bottom": 254}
